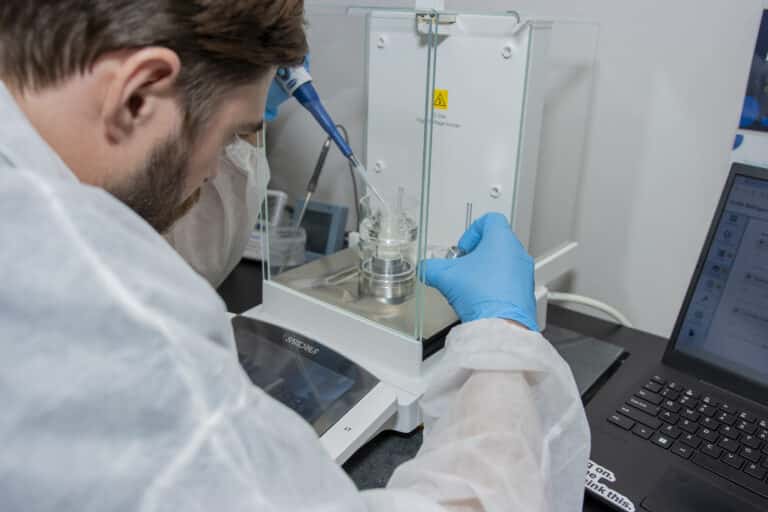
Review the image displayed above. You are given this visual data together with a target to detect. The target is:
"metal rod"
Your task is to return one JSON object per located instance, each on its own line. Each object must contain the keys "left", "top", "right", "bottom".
{"left": 465, "top": 202, "right": 473, "bottom": 230}
{"left": 295, "top": 191, "right": 314, "bottom": 229}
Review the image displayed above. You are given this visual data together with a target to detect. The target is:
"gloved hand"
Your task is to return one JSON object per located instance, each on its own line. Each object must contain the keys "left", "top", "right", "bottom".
{"left": 421, "top": 212, "right": 539, "bottom": 330}
{"left": 264, "top": 56, "right": 310, "bottom": 121}
{"left": 740, "top": 95, "right": 759, "bottom": 129}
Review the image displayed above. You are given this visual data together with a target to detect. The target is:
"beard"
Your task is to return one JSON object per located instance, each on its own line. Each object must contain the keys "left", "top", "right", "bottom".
{"left": 107, "top": 135, "right": 202, "bottom": 234}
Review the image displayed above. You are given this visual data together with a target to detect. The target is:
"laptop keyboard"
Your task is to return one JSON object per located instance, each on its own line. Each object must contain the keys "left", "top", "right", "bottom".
{"left": 607, "top": 375, "right": 768, "bottom": 499}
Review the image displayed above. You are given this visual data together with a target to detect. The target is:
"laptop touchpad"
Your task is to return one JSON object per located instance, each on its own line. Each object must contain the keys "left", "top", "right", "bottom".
{"left": 642, "top": 467, "right": 762, "bottom": 512}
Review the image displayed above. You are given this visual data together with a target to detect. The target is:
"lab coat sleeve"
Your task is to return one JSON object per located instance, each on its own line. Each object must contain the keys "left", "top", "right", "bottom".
{"left": 362, "top": 318, "right": 590, "bottom": 512}
{"left": 0, "top": 165, "right": 370, "bottom": 512}
{"left": 165, "top": 157, "right": 265, "bottom": 288}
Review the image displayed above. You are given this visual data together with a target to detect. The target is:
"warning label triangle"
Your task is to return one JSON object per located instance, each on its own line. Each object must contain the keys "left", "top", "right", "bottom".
{"left": 433, "top": 89, "right": 448, "bottom": 110}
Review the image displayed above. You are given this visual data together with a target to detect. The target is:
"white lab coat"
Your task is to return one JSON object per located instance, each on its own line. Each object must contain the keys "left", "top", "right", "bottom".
{"left": 0, "top": 82, "right": 589, "bottom": 512}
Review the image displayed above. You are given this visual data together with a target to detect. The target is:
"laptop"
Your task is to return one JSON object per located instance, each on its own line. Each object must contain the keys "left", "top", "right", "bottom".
{"left": 587, "top": 163, "right": 768, "bottom": 512}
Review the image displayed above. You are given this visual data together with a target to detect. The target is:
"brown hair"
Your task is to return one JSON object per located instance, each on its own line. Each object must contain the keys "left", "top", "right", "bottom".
{"left": 0, "top": 0, "right": 307, "bottom": 127}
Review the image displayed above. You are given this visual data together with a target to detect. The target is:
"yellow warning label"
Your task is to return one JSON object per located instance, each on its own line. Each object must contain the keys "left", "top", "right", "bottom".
{"left": 433, "top": 89, "right": 448, "bottom": 110}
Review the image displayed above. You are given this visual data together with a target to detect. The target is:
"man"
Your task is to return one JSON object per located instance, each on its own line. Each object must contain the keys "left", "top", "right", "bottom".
{"left": 0, "top": 1, "right": 589, "bottom": 511}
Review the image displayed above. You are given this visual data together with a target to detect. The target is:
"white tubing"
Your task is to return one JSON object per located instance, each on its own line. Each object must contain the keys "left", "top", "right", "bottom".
{"left": 547, "top": 292, "right": 633, "bottom": 328}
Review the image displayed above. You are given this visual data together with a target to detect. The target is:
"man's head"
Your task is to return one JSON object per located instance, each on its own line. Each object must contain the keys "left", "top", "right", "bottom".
{"left": 0, "top": 1, "right": 307, "bottom": 232}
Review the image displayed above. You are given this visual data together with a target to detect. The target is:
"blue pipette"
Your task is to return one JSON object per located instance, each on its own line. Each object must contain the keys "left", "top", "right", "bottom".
{"left": 275, "top": 65, "right": 354, "bottom": 159}
{"left": 275, "top": 65, "right": 388, "bottom": 210}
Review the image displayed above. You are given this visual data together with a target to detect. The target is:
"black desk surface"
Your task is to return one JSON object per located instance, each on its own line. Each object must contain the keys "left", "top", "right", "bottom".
{"left": 217, "top": 260, "right": 670, "bottom": 510}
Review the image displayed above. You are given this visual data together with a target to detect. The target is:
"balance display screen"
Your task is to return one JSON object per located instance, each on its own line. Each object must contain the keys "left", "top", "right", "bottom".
{"left": 238, "top": 336, "right": 355, "bottom": 425}
{"left": 674, "top": 175, "right": 768, "bottom": 386}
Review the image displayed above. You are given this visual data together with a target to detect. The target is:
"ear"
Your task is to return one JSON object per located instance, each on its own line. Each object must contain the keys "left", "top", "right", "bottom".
{"left": 101, "top": 47, "right": 181, "bottom": 143}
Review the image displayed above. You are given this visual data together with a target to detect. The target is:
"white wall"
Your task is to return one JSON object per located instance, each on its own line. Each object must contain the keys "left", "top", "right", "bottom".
{"left": 270, "top": 0, "right": 763, "bottom": 337}
{"left": 481, "top": 0, "right": 761, "bottom": 337}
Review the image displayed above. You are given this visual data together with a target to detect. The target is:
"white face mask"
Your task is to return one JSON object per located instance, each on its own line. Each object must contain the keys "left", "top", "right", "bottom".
{"left": 222, "top": 132, "right": 270, "bottom": 190}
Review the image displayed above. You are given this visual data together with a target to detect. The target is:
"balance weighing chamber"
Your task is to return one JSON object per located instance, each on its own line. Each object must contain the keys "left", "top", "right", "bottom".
{"left": 236, "top": 4, "right": 599, "bottom": 463}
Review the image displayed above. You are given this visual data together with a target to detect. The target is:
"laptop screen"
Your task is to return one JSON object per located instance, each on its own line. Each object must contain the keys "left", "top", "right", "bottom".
{"left": 673, "top": 173, "right": 768, "bottom": 387}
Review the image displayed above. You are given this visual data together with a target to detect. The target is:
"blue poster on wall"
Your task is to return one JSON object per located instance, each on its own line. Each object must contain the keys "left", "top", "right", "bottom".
{"left": 741, "top": 11, "right": 768, "bottom": 132}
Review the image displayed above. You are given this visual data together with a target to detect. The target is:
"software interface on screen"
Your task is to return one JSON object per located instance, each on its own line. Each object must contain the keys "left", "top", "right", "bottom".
{"left": 675, "top": 175, "right": 768, "bottom": 386}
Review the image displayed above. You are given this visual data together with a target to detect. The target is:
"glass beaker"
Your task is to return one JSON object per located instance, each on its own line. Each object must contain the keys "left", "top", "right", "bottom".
{"left": 357, "top": 206, "right": 418, "bottom": 304}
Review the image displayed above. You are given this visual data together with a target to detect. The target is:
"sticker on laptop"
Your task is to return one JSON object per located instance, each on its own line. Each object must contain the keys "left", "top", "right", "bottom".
{"left": 585, "top": 459, "right": 636, "bottom": 512}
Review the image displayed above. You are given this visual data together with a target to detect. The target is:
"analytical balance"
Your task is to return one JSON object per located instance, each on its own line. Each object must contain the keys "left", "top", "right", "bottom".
{"left": 235, "top": 4, "right": 599, "bottom": 463}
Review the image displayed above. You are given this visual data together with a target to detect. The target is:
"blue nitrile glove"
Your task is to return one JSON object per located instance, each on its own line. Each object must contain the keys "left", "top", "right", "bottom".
{"left": 421, "top": 212, "right": 539, "bottom": 330}
{"left": 264, "top": 55, "right": 310, "bottom": 121}
{"left": 741, "top": 96, "right": 759, "bottom": 129}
